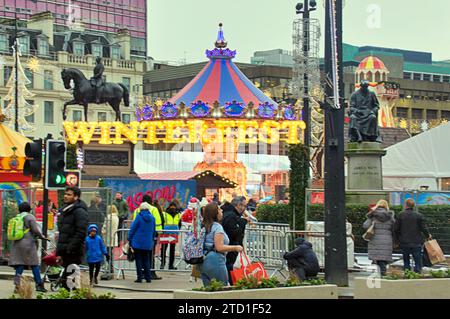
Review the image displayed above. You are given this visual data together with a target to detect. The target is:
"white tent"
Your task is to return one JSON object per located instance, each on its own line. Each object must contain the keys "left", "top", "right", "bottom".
{"left": 383, "top": 122, "right": 450, "bottom": 190}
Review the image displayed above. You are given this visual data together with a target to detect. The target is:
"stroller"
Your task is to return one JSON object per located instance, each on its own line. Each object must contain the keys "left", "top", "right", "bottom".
{"left": 41, "top": 242, "right": 65, "bottom": 291}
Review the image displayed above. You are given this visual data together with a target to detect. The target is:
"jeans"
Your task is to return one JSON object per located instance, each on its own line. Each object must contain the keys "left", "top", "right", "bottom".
{"left": 88, "top": 263, "right": 101, "bottom": 282}
{"left": 401, "top": 245, "right": 422, "bottom": 273}
{"left": 134, "top": 249, "right": 152, "bottom": 281}
{"left": 199, "top": 251, "right": 228, "bottom": 286}
{"left": 14, "top": 265, "right": 43, "bottom": 285}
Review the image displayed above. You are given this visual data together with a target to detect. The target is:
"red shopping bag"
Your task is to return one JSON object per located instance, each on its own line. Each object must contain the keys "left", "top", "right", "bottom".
{"left": 230, "top": 251, "right": 268, "bottom": 284}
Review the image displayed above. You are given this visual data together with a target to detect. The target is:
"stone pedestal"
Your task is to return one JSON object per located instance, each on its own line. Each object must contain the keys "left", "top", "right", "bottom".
{"left": 345, "top": 142, "right": 387, "bottom": 204}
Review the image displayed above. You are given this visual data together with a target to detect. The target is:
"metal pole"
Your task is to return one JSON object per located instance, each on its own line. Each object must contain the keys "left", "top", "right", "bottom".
{"left": 324, "top": 0, "right": 348, "bottom": 286}
{"left": 302, "top": 0, "right": 311, "bottom": 159}
{"left": 14, "top": 10, "right": 19, "bottom": 132}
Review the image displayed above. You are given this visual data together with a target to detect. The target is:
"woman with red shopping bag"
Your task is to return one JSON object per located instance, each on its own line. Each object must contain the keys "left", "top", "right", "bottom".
{"left": 199, "top": 203, "right": 243, "bottom": 286}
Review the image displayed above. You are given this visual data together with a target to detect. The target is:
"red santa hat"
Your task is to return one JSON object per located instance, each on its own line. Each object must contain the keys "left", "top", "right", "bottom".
{"left": 187, "top": 197, "right": 199, "bottom": 210}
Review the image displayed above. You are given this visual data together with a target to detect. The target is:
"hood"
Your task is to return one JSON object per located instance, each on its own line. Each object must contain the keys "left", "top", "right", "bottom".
{"left": 221, "top": 202, "right": 238, "bottom": 214}
{"left": 87, "top": 224, "right": 98, "bottom": 232}
{"left": 63, "top": 199, "right": 88, "bottom": 213}
{"left": 295, "top": 237, "right": 312, "bottom": 248}
{"left": 371, "top": 207, "right": 394, "bottom": 222}
{"left": 138, "top": 209, "right": 153, "bottom": 222}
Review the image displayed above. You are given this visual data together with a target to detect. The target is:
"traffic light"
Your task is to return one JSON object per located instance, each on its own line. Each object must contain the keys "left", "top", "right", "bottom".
{"left": 45, "top": 140, "right": 67, "bottom": 189}
{"left": 23, "top": 139, "right": 43, "bottom": 178}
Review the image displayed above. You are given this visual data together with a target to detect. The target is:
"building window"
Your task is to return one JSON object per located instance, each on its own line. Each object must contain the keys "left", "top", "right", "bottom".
{"left": 403, "top": 72, "right": 411, "bottom": 80}
{"left": 122, "top": 77, "right": 130, "bottom": 91}
{"left": 24, "top": 68, "right": 33, "bottom": 89}
{"left": 0, "top": 34, "right": 7, "bottom": 52}
{"left": 443, "top": 76, "right": 450, "bottom": 83}
{"left": 25, "top": 100, "right": 34, "bottom": 123}
{"left": 426, "top": 109, "right": 438, "bottom": 120}
{"left": 74, "top": 42, "right": 84, "bottom": 55}
{"left": 44, "top": 70, "right": 53, "bottom": 90}
{"left": 442, "top": 111, "right": 450, "bottom": 120}
{"left": 4, "top": 66, "right": 12, "bottom": 86}
{"left": 396, "top": 107, "right": 408, "bottom": 118}
{"left": 111, "top": 46, "right": 120, "bottom": 59}
{"left": 122, "top": 113, "right": 130, "bottom": 124}
{"left": 433, "top": 75, "right": 441, "bottom": 82}
{"left": 18, "top": 36, "right": 29, "bottom": 54}
{"left": 38, "top": 37, "right": 48, "bottom": 56}
{"left": 413, "top": 73, "right": 421, "bottom": 81}
{"left": 73, "top": 110, "right": 82, "bottom": 121}
{"left": 423, "top": 74, "right": 431, "bottom": 81}
{"left": 98, "top": 112, "right": 107, "bottom": 121}
{"left": 44, "top": 101, "right": 54, "bottom": 124}
{"left": 92, "top": 44, "right": 103, "bottom": 57}
{"left": 411, "top": 108, "right": 422, "bottom": 120}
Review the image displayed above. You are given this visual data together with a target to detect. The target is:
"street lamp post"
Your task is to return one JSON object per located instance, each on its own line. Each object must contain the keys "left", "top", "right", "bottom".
{"left": 14, "top": 9, "right": 19, "bottom": 132}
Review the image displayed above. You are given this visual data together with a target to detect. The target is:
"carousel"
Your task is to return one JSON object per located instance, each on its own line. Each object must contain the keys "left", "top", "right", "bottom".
{"left": 63, "top": 24, "right": 306, "bottom": 200}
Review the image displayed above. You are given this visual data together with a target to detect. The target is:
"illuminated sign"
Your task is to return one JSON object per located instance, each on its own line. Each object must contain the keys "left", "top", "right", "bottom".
{"left": 63, "top": 120, "right": 306, "bottom": 145}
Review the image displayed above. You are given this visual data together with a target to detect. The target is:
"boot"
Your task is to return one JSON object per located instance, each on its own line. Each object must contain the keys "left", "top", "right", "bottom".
{"left": 36, "top": 283, "right": 47, "bottom": 293}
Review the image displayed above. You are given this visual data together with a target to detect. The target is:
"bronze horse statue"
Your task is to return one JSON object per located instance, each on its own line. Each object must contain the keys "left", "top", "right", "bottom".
{"left": 61, "top": 68, "right": 129, "bottom": 121}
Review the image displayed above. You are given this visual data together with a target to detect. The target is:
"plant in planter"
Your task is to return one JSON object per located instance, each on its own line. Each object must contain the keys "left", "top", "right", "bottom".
{"left": 430, "top": 270, "right": 449, "bottom": 278}
{"left": 192, "top": 279, "right": 226, "bottom": 292}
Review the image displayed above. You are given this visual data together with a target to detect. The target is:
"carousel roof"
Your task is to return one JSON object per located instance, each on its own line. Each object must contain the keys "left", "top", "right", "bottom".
{"left": 357, "top": 56, "right": 389, "bottom": 71}
{"left": 0, "top": 122, "right": 31, "bottom": 158}
{"left": 168, "top": 24, "right": 278, "bottom": 107}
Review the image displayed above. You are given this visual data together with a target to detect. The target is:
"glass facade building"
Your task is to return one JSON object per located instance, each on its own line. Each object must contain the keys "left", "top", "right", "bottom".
{"left": 0, "top": 0, "right": 147, "bottom": 56}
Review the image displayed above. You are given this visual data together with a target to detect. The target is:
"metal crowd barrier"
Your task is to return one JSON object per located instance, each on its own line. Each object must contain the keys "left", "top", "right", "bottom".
{"left": 113, "top": 228, "right": 191, "bottom": 280}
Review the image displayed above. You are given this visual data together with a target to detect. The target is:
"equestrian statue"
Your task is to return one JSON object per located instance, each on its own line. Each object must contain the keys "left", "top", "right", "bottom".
{"left": 61, "top": 57, "right": 129, "bottom": 121}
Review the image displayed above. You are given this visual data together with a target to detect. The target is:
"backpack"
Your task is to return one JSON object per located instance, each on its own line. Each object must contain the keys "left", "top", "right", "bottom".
{"left": 7, "top": 212, "right": 30, "bottom": 241}
{"left": 183, "top": 227, "right": 206, "bottom": 264}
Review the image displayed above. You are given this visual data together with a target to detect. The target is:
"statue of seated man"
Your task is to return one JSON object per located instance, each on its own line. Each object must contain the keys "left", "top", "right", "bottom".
{"left": 90, "top": 57, "right": 104, "bottom": 103}
{"left": 348, "top": 80, "right": 382, "bottom": 143}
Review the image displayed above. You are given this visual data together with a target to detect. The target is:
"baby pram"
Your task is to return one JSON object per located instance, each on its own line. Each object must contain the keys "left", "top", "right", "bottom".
{"left": 41, "top": 242, "right": 64, "bottom": 291}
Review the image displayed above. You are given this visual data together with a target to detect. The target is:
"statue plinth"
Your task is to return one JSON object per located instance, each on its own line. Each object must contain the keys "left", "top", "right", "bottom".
{"left": 345, "top": 142, "right": 387, "bottom": 204}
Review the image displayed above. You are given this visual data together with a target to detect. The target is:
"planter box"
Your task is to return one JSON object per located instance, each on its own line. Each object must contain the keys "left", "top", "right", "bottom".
{"left": 173, "top": 285, "right": 338, "bottom": 299}
{"left": 354, "top": 277, "right": 450, "bottom": 299}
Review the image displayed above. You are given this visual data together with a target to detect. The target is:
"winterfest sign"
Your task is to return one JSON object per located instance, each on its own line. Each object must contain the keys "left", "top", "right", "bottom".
{"left": 63, "top": 120, "right": 306, "bottom": 145}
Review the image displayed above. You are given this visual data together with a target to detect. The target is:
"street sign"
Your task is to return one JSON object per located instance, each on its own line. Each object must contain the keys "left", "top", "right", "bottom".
{"left": 65, "top": 170, "right": 81, "bottom": 188}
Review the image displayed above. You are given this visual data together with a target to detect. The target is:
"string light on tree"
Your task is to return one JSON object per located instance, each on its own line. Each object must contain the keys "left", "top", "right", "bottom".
{"left": 3, "top": 46, "right": 38, "bottom": 134}
{"left": 27, "top": 56, "right": 40, "bottom": 73}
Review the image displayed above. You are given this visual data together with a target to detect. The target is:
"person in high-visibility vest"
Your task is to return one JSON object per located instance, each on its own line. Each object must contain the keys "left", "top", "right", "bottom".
{"left": 132, "top": 195, "right": 164, "bottom": 280}
{"left": 161, "top": 201, "right": 181, "bottom": 270}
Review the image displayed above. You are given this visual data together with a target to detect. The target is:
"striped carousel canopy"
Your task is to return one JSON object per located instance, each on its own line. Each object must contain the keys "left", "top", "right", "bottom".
{"left": 168, "top": 24, "right": 278, "bottom": 108}
{"left": 357, "top": 56, "right": 388, "bottom": 71}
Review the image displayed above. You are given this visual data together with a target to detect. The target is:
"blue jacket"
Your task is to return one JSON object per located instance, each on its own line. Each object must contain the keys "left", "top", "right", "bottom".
{"left": 128, "top": 210, "right": 156, "bottom": 250}
{"left": 85, "top": 224, "right": 108, "bottom": 263}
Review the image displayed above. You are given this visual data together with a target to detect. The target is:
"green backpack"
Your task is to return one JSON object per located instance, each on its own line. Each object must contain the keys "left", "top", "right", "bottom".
{"left": 7, "top": 212, "right": 30, "bottom": 241}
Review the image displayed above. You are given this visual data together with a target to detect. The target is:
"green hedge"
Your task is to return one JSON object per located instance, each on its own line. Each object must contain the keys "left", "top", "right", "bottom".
{"left": 257, "top": 204, "right": 450, "bottom": 254}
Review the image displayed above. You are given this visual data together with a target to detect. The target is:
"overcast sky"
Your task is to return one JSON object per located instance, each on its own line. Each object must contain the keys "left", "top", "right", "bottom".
{"left": 147, "top": 0, "right": 450, "bottom": 64}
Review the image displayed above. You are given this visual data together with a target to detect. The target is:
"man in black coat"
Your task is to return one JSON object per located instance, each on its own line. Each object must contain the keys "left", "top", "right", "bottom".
{"left": 221, "top": 196, "right": 250, "bottom": 284}
{"left": 56, "top": 186, "right": 89, "bottom": 289}
{"left": 283, "top": 237, "right": 320, "bottom": 281}
{"left": 394, "top": 199, "right": 432, "bottom": 273}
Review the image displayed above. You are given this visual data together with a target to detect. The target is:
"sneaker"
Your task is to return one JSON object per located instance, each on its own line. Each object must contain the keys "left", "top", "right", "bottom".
{"left": 145, "top": 279, "right": 152, "bottom": 283}
{"left": 36, "top": 284, "right": 48, "bottom": 293}
{"left": 169, "top": 266, "right": 177, "bottom": 270}
{"left": 134, "top": 279, "right": 142, "bottom": 283}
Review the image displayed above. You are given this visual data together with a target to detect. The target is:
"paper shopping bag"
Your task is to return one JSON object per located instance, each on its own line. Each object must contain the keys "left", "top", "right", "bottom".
{"left": 230, "top": 251, "right": 268, "bottom": 284}
{"left": 424, "top": 239, "right": 446, "bottom": 265}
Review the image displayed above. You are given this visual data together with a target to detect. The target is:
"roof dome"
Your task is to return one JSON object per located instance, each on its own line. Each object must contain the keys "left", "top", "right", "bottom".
{"left": 357, "top": 56, "right": 388, "bottom": 71}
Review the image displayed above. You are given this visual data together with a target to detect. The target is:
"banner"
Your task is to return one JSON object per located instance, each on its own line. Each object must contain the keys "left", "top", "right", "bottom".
{"left": 103, "top": 178, "right": 196, "bottom": 211}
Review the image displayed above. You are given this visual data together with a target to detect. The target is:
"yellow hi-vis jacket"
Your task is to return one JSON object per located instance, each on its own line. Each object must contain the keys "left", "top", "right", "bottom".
{"left": 162, "top": 211, "right": 181, "bottom": 229}
{"left": 133, "top": 205, "right": 163, "bottom": 231}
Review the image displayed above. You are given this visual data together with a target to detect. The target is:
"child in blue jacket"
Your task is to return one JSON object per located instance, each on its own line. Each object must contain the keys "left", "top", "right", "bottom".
{"left": 85, "top": 224, "right": 109, "bottom": 285}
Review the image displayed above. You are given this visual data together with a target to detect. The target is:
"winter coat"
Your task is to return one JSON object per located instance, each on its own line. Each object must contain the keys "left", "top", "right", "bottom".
{"left": 56, "top": 200, "right": 89, "bottom": 258}
{"left": 283, "top": 238, "right": 320, "bottom": 274}
{"left": 88, "top": 204, "right": 105, "bottom": 227}
{"left": 394, "top": 208, "right": 430, "bottom": 248}
{"left": 128, "top": 209, "right": 156, "bottom": 251}
{"left": 85, "top": 224, "right": 108, "bottom": 263}
{"left": 221, "top": 202, "right": 247, "bottom": 266}
{"left": 9, "top": 213, "right": 45, "bottom": 266}
{"left": 113, "top": 199, "right": 130, "bottom": 219}
{"left": 102, "top": 208, "right": 119, "bottom": 247}
{"left": 363, "top": 207, "right": 395, "bottom": 262}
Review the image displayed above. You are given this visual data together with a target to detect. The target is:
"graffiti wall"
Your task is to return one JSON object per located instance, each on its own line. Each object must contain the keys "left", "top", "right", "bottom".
{"left": 103, "top": 179, "right": 197, "bottom": 211}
